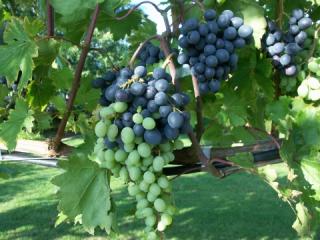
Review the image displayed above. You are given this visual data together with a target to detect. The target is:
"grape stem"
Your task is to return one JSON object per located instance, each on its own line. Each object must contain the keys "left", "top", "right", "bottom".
{"left": 46, "top": 0, "right": 54, "bottom": 37}
{"left": 115, "top": 1, "right": 171, "bottom": 35}
{"left": 245, "top": 126, "right": 281, "bottom": 150}
{"left": 191, "top": 75, "right": 204, "bottom": 141}
{"left": 52, "top": 5, "right": 100, "bottom": 152}
{"left": 307, "top": 25, "right": 320, "bottom": 60}
{"left": 193, "top": 0, "right": 205, "bottom": 13}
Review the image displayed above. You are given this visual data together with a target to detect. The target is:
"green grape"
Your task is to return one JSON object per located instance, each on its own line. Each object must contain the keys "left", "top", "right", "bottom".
{"left": 128, "top": 184, "right": 140, "bottom": 196}
{"left": 133, "top": 113, "right": 143, "bottom": 124}
{"left": 161, "top": 213, "right": 172, "bottom": 226}
{"left": 154, "top": 198, "right": 166, "bottom": 212}
{"left": 100, "top": 107, "right": 115, "bottom": 119}
{"left": 143, "top": 157, "right": 153, "bottom": 167}
{"left": 121, "top": 127, "right": 135, "bottom": 144}
{"left": 127, "top": 150, "right": 141, "bottom": 165}
{"left": 157, "top": 176, "right": 169, "bottom": 189}
{"left": 308, "top": 61, "right": 319, "bottom": 73}
{"left": 97, "top": 137, "right": 104, "bottom": 144}
{"left": 152, "top": 112, "right": 161, "bottom": 119}
{"left": 145, "top": 215, "right": 157, "bottom": 227}
{"left": 159, "top": 142, "right": 171, "bottom": 152}
{"left": 104, "top": 148, "right": 115, "bottom": 162}
{"left": 113, "top": 102, "right": 128, "bottom": 113}
{"left": 307, "top": 77, "right": 320, "bottom": 89}
{"left": 95, "top": 121, "right": 107, "bottom": 138}
{"left": 147, "top": 192, "right": 157, "bottom": 202}
{"left": 143, "top": 171, "right": 156, "bottom": 184}
{"left": 115, "top": 149, "right": 128, "bottom": 163}
{"left": 107, "top": 124, "right": 118, "bottom": 140}
{"left": 174, "top": 139, "right": 184, "bottom": 150}
{"left": 142, "top": 117, "right": 156, "bottom": 130}
{"left": 120, "top": 167, "right": 129, "bottom": 182}
{"left": 165, "top": 205, "right": 176, "bottom": 215}
{"left": 129, "top": 167, "right": 141, "bottom": 181}
{"left": 135, "top": 137, "right": 143, "bottom": 144}
{"left": 167, "top": 152, "right": 175, "bottom": 162}
{"left": 142, "top": 207, "right": 154, "bottom": 217}
{"left": 124, "top": 143, "right": 135, "bottom": 152}
{"left": 139, "top": 180, "right": 150, "bottom": 192}
{"left": 157, "top": 221, "right": 166, "bottom": 231}
{"left": 137, "top": 143, "right": 152, "bottom": 158}
{"left": 298, "top": 83, "right": 309, "bottom": 98}
{"left": 111, "top": 165, "right": 121, "bottom": 177}
{"left": 137, "top": 198, "right": 149, "bottom": 209}
{"left": 135, "top": 192, "right": 146, "bottom": 201}
{"left": 149, "top": 183, "right": 161, "bottom": 196}
{"left": 308, "top": 89, "right": 320, "bottom": 101}
{"left": 153, "top": 156, "right": 165, "bottom": 172}
{"left": 147, "top": 232, "right": 158, "bottom": 240}
{"left": 297, "top": 71, "right": 306, "bottom": 82}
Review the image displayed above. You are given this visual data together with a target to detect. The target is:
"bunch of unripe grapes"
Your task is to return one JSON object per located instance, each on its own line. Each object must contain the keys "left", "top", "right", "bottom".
{"left": 177, "top": 9, "right": 253, "bottom": 94}
{"left": 297, "top": 58, "right": 320, "bottom": 101}
{"left": 263, "top": 9, "right": 313, "bottom": 76}
{"left": 93, "top": 65, "right": 191, "bottom": 238}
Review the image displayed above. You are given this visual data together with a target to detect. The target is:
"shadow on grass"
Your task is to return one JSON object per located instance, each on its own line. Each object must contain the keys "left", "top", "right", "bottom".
{"left": 0, "top": 163, "right": 298, "bottom": 240}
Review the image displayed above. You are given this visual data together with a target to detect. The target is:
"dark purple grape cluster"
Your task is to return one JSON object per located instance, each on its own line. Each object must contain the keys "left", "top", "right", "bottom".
{"left": 136, "top": 42, "right": 165, "bottom": 66}
{"left": 136, "top": 42, "right": 179, "bottom": 67}
{"left": 177, "top": 9, "right": 253, "bottom": 94}
{"left": 263, "top": 9, "right": 313, "bottom": 76}
{"left": 95, "top": 65, "right": 191, "bottom": 146}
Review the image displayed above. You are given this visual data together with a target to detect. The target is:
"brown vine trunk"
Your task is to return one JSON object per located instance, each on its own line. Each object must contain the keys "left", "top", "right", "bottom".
{"left": 51, "top": 5, "right": 100, "bottom": 153}
{"left": 46, "top": 0, "right": 54, "bottom": 37}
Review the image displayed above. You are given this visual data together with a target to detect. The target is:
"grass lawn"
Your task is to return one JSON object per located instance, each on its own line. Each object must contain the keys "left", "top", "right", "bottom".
{"left": 0, "top": 163, "right": 297, "bottom": 240}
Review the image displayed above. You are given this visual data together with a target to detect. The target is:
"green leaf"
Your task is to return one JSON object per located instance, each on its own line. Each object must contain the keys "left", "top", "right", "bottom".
{"left": 0, "top": 84, "right": 9, "bottom": 107}
{"left": 27, "top": 78, "right": 56, "bottom": 110}
{"left": 227, "top": 152, "right": 254, "bottom": 168}
{"left": 75, "top": 76, "right": 100, "bottom": 111}
{"left": 52, "top": 153, "right": 112, "bottom": 234}
{"left": 50, "top": 0, "right": 104, "bottom": 19}
{"left": 49, "top": 68, "right": 73, "bottom": 90}
{"left": 34, "top": 39, "right": 60, "bottom": 66}
{"left": 0, "top": 99, "right": 34, "bottom": 151}
{"left": 34, "top": 111, "right": 52, "bottom": 131}
{"left": 292, "top": 202, "right": 312, "bottom": 237}
{"left": 0, "top": 18, "right": 38, "bottom": 92}
{"left": 51, "top": 95, "right": 67, "bottom": 114}
{"left": 103, "top": 10, "right": 143, "bottom": 40}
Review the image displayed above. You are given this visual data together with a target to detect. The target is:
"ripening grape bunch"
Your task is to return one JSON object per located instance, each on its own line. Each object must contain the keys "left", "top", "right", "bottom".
{"left": 177, "top": 9, "right": 253, "bottom": 94}
{"left": 92, "top": 65, "right": 191, "bottom": 238}
{"left": 263, "top": 9, "right": 313, "bottom": 76}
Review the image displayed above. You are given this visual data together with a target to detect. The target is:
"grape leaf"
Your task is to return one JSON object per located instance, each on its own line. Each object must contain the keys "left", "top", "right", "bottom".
{"left": 34, "top": 111, "right": 52, "bottom": 131}
{"left": 0, "top": 18, "right": 38, "bottom": 92}
{"left": 0, "top": 99, "right": 34, "bottom": 151}
{"left": 27, "top": 78, "right": 56, "bottom": 110}
{"left": 50, "top": 0, "right": 104, "bottom": 20}
{"left": 52, "top": 153, "right": 113, "bottom": 234}
{"left": 49, "top": 68, "right": 73, "bottom": 90}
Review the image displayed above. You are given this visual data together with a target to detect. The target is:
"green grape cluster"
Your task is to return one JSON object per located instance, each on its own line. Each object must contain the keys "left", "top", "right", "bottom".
{"left": 297, "top": 59, "right": 320, "bottom": 101}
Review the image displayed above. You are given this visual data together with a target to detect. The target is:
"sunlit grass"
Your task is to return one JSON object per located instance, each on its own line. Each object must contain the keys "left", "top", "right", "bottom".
{"left": 0, "top": 163, "right": 297, "bottom": 240}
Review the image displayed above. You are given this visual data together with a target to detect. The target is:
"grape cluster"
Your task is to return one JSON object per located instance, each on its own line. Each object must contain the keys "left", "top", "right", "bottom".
{"left": 297, "top": 58, "right": 320, "bottom": 101}
{"left": 92, "top": 65, "right": 190, "bottom": 238}
{"left": 177, "top": 9, "right": 253, "bottom": 94}
{"left": 136, "top": 42, "right": 165, "bottom": 66}
{"left": 263, "top": 9, "right": 313, "bottom": 76}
